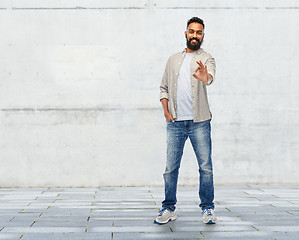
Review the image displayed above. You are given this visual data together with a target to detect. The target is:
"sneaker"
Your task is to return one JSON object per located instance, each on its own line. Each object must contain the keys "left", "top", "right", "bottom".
{"left": 154, "top": 208, "right": 177, "bottom": 225}
{"left": 202, "top": 208, "right": 217, "bottom": 224}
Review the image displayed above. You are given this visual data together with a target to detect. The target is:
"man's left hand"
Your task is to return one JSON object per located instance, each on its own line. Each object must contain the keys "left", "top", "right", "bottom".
{"left": 193, "top": 60, "right": 208, "bottom": 84}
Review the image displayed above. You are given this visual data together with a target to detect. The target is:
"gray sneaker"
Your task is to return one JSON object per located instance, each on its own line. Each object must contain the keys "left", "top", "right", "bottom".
{"left": 202, "top": 208, "right": 217, "bottom": 224}
{"left": 154, "top": 208, "right": 177, "bottom": 225}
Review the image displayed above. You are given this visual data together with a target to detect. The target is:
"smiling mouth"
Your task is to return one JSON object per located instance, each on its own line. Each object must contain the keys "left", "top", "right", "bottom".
{"left": 191, "top": 39, "right": 199, "bottom": 44}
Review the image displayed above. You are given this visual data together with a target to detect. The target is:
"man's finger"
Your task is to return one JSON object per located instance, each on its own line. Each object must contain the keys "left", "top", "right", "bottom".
{"left": 196, "top": 60, "right": 202, "bottom": 66}
{"left": 199, "top": 61, "right": 205, "bottom": 68}
{"left": 194, "top": 67, "right": 200, "bottom": 73}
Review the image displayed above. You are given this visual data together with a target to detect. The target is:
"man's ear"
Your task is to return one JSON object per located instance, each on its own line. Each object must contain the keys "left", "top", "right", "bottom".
{"left": 185, "top": 31, "right": 187, "bottom": 38}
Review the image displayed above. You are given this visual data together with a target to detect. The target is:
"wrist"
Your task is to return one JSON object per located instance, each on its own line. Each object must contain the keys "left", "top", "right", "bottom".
{"left": 206, "top": 75, "right": 213, "bottom": 85}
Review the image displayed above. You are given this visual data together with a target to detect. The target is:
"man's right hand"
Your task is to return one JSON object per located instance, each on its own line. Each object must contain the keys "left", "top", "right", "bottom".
{"left": 164, "top": 111, "right": 175, "bottom": 122}
{"left": 161, "top": 98, "right": 175, "bottom": 122}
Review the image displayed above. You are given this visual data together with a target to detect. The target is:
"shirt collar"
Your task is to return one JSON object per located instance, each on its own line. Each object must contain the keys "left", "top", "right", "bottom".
{"left": 182, "top": 48, "right": 203, "bottom": 55}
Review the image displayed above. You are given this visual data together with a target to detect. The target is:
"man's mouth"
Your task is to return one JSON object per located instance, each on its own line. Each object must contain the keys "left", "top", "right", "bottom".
{"left": 191, "top": 39, "right": 199, "bottom": 44}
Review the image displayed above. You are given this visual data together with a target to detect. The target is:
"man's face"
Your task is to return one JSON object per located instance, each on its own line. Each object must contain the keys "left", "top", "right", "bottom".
{"left": 185, "top": 22, "right": 204, "bottom": 51}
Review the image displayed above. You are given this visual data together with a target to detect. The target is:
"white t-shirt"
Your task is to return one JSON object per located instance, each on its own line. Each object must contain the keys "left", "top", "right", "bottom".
{"left": 176, "top": 52, "right": 194, "bottom": 121}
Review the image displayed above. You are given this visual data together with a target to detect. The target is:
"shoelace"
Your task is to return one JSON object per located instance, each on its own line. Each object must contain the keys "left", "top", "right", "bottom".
{"left": 158, "top": 208, "right": 168, "bottom": 216}
{"left": 204, "top": 208, "right": 213, "bottom": 216}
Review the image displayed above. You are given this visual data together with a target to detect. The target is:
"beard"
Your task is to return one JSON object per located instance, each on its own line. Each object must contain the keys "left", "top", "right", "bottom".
{"left": 186, "top": 37, "right": 203, "bottom": 51}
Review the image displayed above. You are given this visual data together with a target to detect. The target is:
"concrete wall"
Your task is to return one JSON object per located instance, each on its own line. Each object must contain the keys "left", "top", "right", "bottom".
{"left": 0, "top": 0, "right": 298, "bottom": 187}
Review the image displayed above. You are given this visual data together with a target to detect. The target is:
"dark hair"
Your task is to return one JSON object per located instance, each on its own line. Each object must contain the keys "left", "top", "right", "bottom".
{"left": 187, "top": 17, "right": 205, "bottom": 29}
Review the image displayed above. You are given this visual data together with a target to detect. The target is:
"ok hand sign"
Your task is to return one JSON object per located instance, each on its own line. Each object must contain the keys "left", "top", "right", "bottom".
{"left": 193, "top": 60, "right": 209, "bottom": 84}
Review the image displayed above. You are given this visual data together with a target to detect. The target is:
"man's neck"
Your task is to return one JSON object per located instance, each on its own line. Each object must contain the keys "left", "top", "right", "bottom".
{"left": 186, "top": 48, "right": 194, "bottom": 53}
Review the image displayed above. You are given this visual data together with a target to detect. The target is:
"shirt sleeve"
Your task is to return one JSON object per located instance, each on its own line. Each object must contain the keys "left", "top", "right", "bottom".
{"left": 160, "top": 58, "right": 170, "bottom": 101}
{"left": 205, "top": 54, "right": 216, "bottom": 85}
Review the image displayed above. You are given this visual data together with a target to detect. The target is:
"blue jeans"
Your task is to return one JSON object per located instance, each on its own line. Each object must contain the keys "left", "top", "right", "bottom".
{"left": 162, "top": 120, "right": 214, "bottom": 211}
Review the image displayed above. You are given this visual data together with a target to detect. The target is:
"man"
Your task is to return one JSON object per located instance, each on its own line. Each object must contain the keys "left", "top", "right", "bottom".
{"left": 154, "top": 17, "right": 217, "bottom": 225}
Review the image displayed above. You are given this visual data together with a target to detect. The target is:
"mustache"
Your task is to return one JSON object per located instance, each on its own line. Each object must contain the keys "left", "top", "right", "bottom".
{"left": 189, "top": 37, "right": 199, "bottom": 42}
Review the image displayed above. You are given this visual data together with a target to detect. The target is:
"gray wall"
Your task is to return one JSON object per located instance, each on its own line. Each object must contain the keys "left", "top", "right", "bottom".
{"left": 1, "top": 0, "right": 298, "bottom": 187}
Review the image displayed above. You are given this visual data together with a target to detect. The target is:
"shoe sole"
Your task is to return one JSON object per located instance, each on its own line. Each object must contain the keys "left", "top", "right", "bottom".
{"left": 204, "top": 219, "right": 217, "bottom": 224}
{"left": 153, "top": 216, "right": 177, "bottom": 225}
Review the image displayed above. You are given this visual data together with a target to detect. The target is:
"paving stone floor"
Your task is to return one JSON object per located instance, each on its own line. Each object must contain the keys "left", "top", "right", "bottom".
{"left": 0, "top": 185, "right": 299, "bottom": 240}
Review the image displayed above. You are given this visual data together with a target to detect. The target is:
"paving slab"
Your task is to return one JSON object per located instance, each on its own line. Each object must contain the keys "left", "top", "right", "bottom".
{"left": 0, "top": 185, "right": 298, "bottom": 240}
{"left": 0, "top": 233, "right": 22, "bottom": 239}
{"left": 2, "top": 226, "right": 85, "bottom": 233}
{"left": 20, "top": 232, "right": 111, "bottom": 240}
{"left": 112, "top": 232, "right": 205, "bottom": 240}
